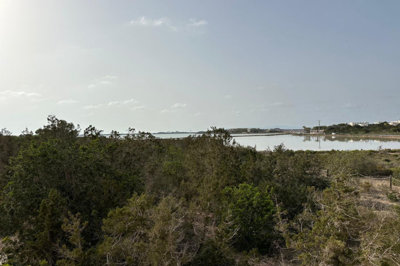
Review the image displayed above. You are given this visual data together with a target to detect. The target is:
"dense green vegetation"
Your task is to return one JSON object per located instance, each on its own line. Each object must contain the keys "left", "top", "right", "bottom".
{"left": 313, "top": 122, "right": 400, "bottom": 135}
{"left": 1, "top": 116, "right": 400, "bottom": 265}
{"left": 227, "top": 128, "right": 283, "bottom": 134}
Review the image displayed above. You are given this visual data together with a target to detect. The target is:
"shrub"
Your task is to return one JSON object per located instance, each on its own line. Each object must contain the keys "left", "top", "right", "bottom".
{"left": 387, "top": 192, "right": 399, "bottom": 202}
{"left": 361, "top": 182, "right": 372, "bottom": 192}
{"left": 221, "top": 183, "right": 276, "bottom": 253}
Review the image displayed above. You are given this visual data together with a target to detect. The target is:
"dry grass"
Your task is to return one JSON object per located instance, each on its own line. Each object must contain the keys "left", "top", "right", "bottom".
{"left": 359, "top": 177, "right": 400, "bottom": 211}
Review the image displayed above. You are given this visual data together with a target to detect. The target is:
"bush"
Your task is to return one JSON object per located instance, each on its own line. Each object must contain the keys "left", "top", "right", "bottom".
{"left": 387, "top": 192, "right": 399, "bottom": 202}
{"left": 325, "top": 151, "right": 390, "bottom": 177}
{"left": 188, "top": 240, "right": 234, "bottom": 266}
{"left": 392, "top": 168, "right": 400, "bottom": 179}
{"left": 221, "top": 183, "right": 276, "bottom": 253}
{"left": 361, "top": 182, "right": 372, "bottom": 192}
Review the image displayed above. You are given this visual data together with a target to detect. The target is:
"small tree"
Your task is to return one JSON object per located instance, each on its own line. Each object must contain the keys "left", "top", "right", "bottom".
{"left": 98, "top": 194, "right": 201, "bottom": 265}
{"left": 0, "top": 128, "right": 12, "bottom": 136}
{"left": 302, "top": 126, "right": 311, "bottom": 134}
{"left": 83, "top": 125, "right": 102, "bottom": 138}
{"left": 221, "top": 183, "right": 276, "bottom": 253}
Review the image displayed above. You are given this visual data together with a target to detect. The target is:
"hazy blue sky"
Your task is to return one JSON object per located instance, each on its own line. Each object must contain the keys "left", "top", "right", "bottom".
{"left": 1, "top": 0, "right": 399, "bottom": 133}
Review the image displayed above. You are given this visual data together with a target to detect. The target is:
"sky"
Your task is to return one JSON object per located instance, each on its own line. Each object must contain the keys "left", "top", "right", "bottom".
{"left": 1, "top": 0, "right": 400, "bottom": 133}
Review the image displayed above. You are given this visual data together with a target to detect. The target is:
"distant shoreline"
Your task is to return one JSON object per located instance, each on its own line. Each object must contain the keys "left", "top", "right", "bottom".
{"left": 152, "top": 132, "right": 400, "bottom": 141}
{"left": 230, "top": 133, "right": 289, "bottom": 137}
{"left": 294, "top": 133, "right": 400, "bottom": 140}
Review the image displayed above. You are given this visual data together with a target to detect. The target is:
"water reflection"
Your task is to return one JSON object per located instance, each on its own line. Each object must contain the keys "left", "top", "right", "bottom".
{"left": 232, "top": 134, "right": 400, "bottom": 151}
{"left": 302, "top": 135, "right": 400, "bottom": 143}
{"left": 152, "top": 133, "right": 400, "bottom": 151}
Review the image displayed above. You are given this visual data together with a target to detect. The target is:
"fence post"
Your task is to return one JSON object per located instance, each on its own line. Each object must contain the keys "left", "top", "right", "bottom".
{"left": 390, "top": 175, "right": 393, "bottom": 190}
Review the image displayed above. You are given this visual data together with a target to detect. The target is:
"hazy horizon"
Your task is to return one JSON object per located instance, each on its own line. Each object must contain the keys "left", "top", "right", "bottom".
{"left": 1, "top": 0, "right": 400, "bottom": 134}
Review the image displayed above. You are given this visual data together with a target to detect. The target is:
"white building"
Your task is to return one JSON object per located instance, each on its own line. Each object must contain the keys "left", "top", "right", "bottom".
{"left": 358, "top": 122, "right": 369, "bottom": 127}
{"left": 389, "top": 120, "right": 400, "bottom": 126}
{"left": 348, "top": 122, "right": 369, "bottom": 127}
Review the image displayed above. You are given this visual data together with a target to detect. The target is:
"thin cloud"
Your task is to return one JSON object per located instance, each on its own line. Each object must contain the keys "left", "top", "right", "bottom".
{"left": 233, "top": 110, "right": 241, "bottom": 116}
{"left": 161, "top": 103, "right": 188, "bottom": 113}
{"left": 83, "top": 98, "right": 144, "bottom": 111}
{"left": 247, "top": 104, "right": 270, "bottom": 113}
{"left": 0, "top": 90, "right": 41, "bottom": 98}
{"left": 83, "top": 104, "right": 103, "bottom": 110}
{"left": 130, "top": 16, "right": 167, "bottom": 26}
{"left": 57, "top": 99, "right": 78, "bottom": 105}
{"left": 107, "top": 99, "right": 145, "bottom": 110}
{"left": 88, "top": 75, "right": 118, "bottom": 89}
{"left": 0, "top": 90, "right": 43, "bottom": 103}
{"left": 129, "top": 17, "right": 207, "bottom": 32}
{"left": 130, "top": 105, "right": 146, "bottom": 111}
{"left": 271, "top": 102, "right": 284, "bottom": 107}
{"left": 343, "top": 102, "right": 362, "bottom": 109}
{"left": 129, "top": 16, "right": 177, "bottom": 31}
{"left": 172, "top": 103, "right": 187, "bottom": 108}
{"left": 107, "top": 98, "right": 138, "bottom": 107}
{"left": 187, "top": 19, "right": 208, "bottom": 27}
{"left": 160, "top": 109, "right": 170, "bottom": 113}
{"left": 270, "top": 102, "right": 294, "bottom": 108}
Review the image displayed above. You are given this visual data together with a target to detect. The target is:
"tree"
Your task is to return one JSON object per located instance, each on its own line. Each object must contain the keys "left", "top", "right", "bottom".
{"left": 35, "top": 115, "right": 80, "bottom": 141}
{"left": 0, "top": 128, "right": 12, "bottom": 136}
{"left": 98, "top": 194, "right": 153, "bottom": 265}
{"left": 0, "top": 117, "right": 143, "bottom": 263}
{"left": 221, "top": 183, "right": 276, "bottom": 253}
{"left": 83, "top": 125, "right": 103, "bottom": 138}
{"left": 98, "top": 195, "right": 202, "bottom": 265}
{"left": 288, "top": 179, "right": 363, "bottom": 265}
{"left": 2, "top": 189, "right": 68, "bottom": 265}
{"left": 302, "top": 126, "right": 311, "bottom": 134}
{"left": 56, "top": 212, "right": 88, "bottom": 266}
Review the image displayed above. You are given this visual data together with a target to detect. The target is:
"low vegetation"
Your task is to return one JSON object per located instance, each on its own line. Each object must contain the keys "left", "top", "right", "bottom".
{"left": 0, "top": 116, "right": 400, "bottom": 265}
{"left": 313, "top": 122, "right": 400, "bottom": 135}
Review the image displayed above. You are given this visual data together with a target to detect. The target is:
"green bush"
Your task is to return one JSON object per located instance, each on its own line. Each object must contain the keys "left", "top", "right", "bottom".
{"left": 188, "top": 240, "right": 234, "bottom": 266}
{"left": 325, "top": 151, "right": 391, "bottom": 177}
{"left": 222, "top": 183, "right": 276, "bottom": 253}
{"left": 392, "top": 167, "right": 400, "bottom": 179}
{"left": 387, "top": 192, "right": 399, "bottom": 202}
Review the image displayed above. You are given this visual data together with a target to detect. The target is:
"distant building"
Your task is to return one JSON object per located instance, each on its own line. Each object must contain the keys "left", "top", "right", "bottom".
{"left": 348, "top": 122, "right": 369, "bottom": 127}
{"left": 310, "top": 129, "right": 324, "bottom": 134}
{"left": 389, "top": 120, "right": 400, "bottom": 126}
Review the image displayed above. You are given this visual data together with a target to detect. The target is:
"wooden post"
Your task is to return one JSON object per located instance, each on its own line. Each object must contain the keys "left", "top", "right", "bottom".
{"left": 390, "top": 175, "right": 393, "bottom": 190}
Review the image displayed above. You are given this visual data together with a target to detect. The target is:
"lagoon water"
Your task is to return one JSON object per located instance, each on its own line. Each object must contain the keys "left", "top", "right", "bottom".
{"left": 153, "top": 133, "right": 400, "bottom": 151}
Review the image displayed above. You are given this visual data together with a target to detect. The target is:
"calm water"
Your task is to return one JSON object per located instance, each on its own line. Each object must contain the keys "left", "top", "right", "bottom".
{"left": 153, "top": 133, "right": 400, "bottom": 151}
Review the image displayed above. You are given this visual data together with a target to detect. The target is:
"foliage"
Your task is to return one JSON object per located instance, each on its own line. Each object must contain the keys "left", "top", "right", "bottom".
{"left": 56, "top": 212, "right": 88, "bottom": 265}
{"left": 288, "top": 179, "right": 363, "bottom": 265}
{"left": 314, "top": 122, "right": 400, "bottom": 135}
{"left": 288, "top": 177, "right": 400, "bottom": 265}
{"left": 98, "top": 194, "right": 201, "bottom": 265}
{"left": 323, "top": 151, "right": 391, "bottom": 177}
{"left": 0, "top": 116, "right": 399, "bottom": 264}
{"left": 187, "top": 240, "right": 234, "bottom": 266}
{"left": 264, "top": 146, "right": 328, "bottom": 219}
{"left": 221, "top": 183, "right": 275, "bottom": 253}
{"left": 387, "top": 192, "right": 400, "bottom": 202}
{"left": 359, "top": 208, "right": 400, "bottom": 265}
